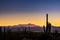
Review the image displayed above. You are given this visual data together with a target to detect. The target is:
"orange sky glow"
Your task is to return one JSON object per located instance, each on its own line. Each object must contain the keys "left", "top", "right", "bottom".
{"left": 0, "top": 12, "right": 60, "bottom": 27}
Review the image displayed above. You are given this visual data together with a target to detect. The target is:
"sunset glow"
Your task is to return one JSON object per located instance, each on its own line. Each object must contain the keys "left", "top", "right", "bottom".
{"left": 0, "top": 0, "right": 60, "bottom": 26}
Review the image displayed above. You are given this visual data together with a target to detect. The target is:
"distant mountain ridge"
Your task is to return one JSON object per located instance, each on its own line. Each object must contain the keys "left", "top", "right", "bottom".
{"left": 51, "top": 26, "right": 60, "bottom": 32}
{"left": 0, "top": 24, "right": 60, "bottom": 32}
{"left": 13, "top": 23, "right": 40, "bottom": 27}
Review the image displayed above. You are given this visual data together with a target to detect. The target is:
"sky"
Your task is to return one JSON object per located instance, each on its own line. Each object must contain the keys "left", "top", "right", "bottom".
{"left": 0, "top": 0, "right": 60, "bottom": 26}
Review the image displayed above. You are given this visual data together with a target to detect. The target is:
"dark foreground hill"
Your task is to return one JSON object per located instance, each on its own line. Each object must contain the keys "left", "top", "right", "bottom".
{"left": 0, "top": 31, "right": 60, "bottom": 40}
{"left": 0, "top": 24, "right": 60, "bottom": 40}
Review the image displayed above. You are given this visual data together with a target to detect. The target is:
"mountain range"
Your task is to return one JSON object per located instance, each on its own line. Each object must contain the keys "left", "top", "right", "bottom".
{"left": 1, "top": 23, "right": 60, "bottom": 33}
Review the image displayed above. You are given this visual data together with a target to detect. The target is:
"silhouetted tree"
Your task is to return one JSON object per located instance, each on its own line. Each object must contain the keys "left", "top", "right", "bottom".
{"left": 3, "top": 27, "right": 6, "bottom": 40}
{"left": 54, "top": 30, "right": 58, "bottom": 34}
{"left": 53, "top": 30, "right": 58, "bottom": 40}
{"left": 7, "top": 27, "right": 11, "bottom": 33}
{"left": 43, "top": 25, "right": 45, "bottom": 32}
{"left": 46, "top": 14, "right": 51, "bottom": 33}
{"left": 46, "top": 14, "right": 48, "bottom": 33}
{"left": 48, "top": 23, "right": 51, "bottom": 33}
{"left": 0, "top": 26, "right": 1, "bottom": 32}
{"left": 23, "top": 27, "right": 27, "bottom": 32}
{"left": 0, "top": 26, "right": 2, "bottom": 39}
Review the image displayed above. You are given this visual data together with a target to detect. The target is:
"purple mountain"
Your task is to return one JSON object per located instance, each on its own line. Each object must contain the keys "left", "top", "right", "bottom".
{"left": 51, "top": 26, "right": 60, "bottom": 33}
{"left": 1, "top": 24, "right": 60, "bottom": 32}
{"left": 1, "top": 24, "right": 43, "bottom": 32}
